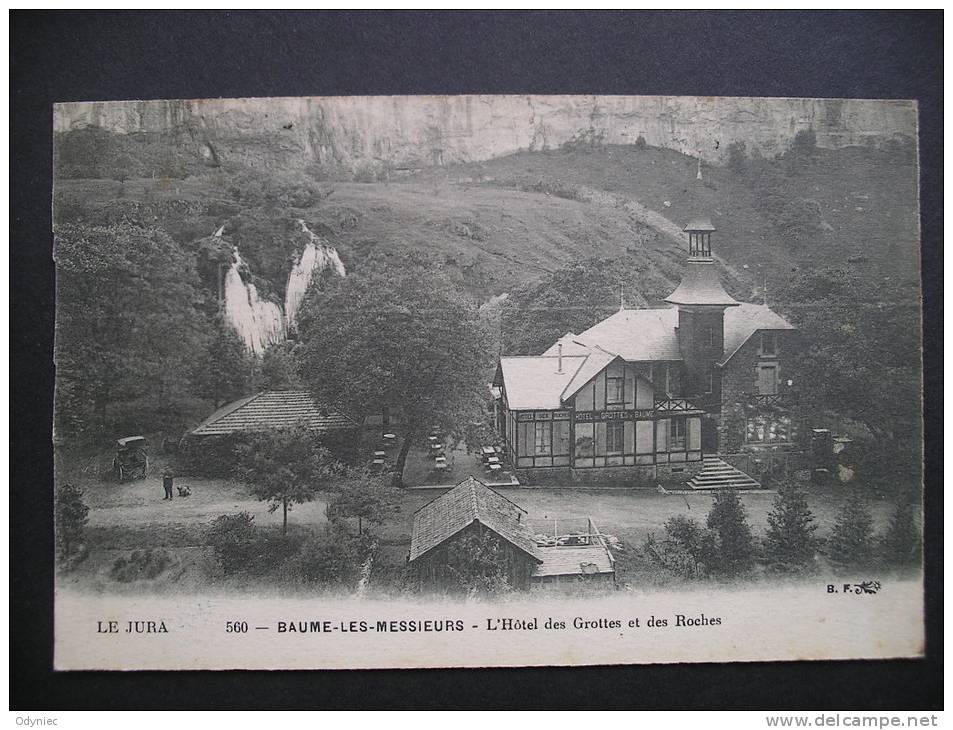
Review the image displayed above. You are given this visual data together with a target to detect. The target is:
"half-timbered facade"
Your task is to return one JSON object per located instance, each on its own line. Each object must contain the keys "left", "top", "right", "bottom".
{"left": 493, "top": 217, "right": 800, "bottom": 485}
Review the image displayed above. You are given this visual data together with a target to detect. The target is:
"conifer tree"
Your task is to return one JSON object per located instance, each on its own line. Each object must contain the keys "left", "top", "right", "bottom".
{"left": 703, "top": 490, "right": 756, "bottom": 578}
{"left": 764, "top": 484, "right": 819, "bottom": 573}
{"left": 880, "top": 498, "right": 922, "bottom": 568}
{"left": 827, "top": 493, "right": 874, "bottom": 572}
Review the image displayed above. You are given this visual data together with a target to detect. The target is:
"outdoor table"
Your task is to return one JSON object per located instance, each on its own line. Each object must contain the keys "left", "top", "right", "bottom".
{"left": 486, "top": 455, "right": 501, "bottom": 464}
{"left": 429, "top": 442, "right": 443, "bottom": 451}
{"left": 433, "top": 462, "right": 449, "bottom": 471}
{"left": 428, "top": 435, "right": 438, "bottom": 443}
{"left": 371, "top": 458, "right": 385, "bottom": 467}
{"left": 382, "top": 433, "right": 397, "bottom": 447}
{"left": 374, "top": 450, "right": 386, "bottom": 458}
{"left": 487, "top": 463, "right": 502, "bottom": 472}
{"left": 434, "top": 455, "right": 447, "bottom": 464}
{"left": 481, "top": 446, "right": 495, "bottom": 455}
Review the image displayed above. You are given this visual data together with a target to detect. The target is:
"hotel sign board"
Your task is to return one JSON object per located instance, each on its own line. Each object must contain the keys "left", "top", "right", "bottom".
{"left": 575, "top": 409, "right": 655, "bottom": 422}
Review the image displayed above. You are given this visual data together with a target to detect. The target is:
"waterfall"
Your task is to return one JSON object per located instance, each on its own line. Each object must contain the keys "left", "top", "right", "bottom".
{"left": 284, "top": 219, "right": 347, "bottom": 328}
{"left": 223, "top": 248, "right": 285, "bottom": 355}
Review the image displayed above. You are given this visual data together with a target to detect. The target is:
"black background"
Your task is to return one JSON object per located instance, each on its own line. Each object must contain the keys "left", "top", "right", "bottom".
{"left": 10, "top": 10, "right": 942, "bottom": 710}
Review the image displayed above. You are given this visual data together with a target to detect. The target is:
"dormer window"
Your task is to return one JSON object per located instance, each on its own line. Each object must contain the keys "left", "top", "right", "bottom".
{"left": 760, "top": 332, "right": 778, "bottom": 357}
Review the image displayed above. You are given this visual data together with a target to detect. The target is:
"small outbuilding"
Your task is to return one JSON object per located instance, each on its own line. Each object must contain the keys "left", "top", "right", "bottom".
{"left": 409, "top": 476, "right": 616, "bottom": 591}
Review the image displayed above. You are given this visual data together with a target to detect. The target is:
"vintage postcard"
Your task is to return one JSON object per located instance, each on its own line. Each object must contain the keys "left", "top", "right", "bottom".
{"left": 52, "top": 94, "right": 924, "bottom": 670}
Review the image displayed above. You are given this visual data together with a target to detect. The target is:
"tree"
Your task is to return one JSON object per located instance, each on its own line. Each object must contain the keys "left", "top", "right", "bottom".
{"left": 205, "top": 512, "right": 258, "bottom": 575}
{"left": 194, "top": 316, "right": 252, "bottom": 408}
{"left": 703, "top": 490, "right": 757, "bottom": 578}
{"left": 55, "top": 483, "right": 89, "bottom": 560}
{"left": 498, "top": 257, "right": 675, "bottom": 355}
{"left": 54, "top": 222, "right": 211, "bottom": 434}
{"left": 296, "top": 259, "right": 494, "bottom": 487}
{"left": 826, "top": 493, "right": 875, "bottom": 572}
{"left": 642, "top": 515, "right": 707, "bottom": 579}
{"left": 880, "top": 498, "right": 922, "bottom": 568}
{"left": 329, "top": 468, "right": 400, "bottom": 535}
{"left": 255, "top": 341, "right": 302, "bottom": 391}
{"left": 235, "top": 424, "right": 337, "bottom": 534}
{"left": 763, "top": 484, "right": 819, "bottom": 573}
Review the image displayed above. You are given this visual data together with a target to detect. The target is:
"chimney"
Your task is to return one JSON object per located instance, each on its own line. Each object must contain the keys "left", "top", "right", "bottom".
{"left": 557, "top": 343, "right": 563, "bottom": 373}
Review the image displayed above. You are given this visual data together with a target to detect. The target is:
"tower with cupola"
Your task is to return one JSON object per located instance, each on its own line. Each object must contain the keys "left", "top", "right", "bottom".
{"left": 665, "top": 218, "right": 740, "bottom": 409}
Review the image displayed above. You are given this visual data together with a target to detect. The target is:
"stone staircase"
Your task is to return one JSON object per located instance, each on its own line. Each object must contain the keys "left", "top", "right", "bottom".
{"left": 687, "top": 456, "right": 762, "bottom": 491}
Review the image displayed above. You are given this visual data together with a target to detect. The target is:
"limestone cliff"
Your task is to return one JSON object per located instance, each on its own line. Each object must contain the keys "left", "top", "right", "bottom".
{"left": 53, "top": 95, "right": 916, "bottom": 170}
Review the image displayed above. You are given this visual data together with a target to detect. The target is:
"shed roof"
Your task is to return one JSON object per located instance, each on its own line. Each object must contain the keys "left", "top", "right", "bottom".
{"left": 409, "top": 476, "right": 542, "bottom": 563}
{"left": 534, "top": 545, "right": 615, "bottom": 578}
{"left": 190, "top": 390, "right": 356, "bottom": 436}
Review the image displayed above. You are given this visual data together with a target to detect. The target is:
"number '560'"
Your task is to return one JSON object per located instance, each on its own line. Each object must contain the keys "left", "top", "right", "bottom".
{"left": 226, "top": 621, "right": 248, "bottom": 633}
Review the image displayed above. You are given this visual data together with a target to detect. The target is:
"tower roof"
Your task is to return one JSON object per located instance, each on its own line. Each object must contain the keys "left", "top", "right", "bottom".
{"left": 664, "top": 260, "right": 740, "bottom": 307}
{"left": 684, "top": 217, "right": 716, "bottom": 232}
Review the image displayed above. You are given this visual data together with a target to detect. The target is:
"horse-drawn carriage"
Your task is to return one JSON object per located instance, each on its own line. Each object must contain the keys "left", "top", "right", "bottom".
{"left": 112, "top": 436, "right": 149, "bottom": 482}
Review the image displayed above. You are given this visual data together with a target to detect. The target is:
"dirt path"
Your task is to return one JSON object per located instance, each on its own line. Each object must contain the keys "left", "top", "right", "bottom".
{"left": 83, "top": 475, "right": 329, "bottom": 529}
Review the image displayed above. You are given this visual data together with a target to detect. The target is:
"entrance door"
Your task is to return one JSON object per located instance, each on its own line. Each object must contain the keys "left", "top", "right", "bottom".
{"left": 701, "top": 415, "right": 719, "bottom": 453}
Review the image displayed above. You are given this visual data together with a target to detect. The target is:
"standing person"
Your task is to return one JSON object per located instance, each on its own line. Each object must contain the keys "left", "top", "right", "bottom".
{"left": 162, "top": 470, "right": 174, "bottom": 500}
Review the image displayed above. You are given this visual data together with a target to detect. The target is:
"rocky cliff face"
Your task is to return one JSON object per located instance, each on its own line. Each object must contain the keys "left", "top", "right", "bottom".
{"left": 54, "top": 95, "right": 916, "bottom": 170}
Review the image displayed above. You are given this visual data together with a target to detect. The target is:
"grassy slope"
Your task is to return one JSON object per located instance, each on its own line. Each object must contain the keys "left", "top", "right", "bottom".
{"left": 55, "top": 139, "right": 920, "bottom": 307}
{"left": 412, "top": 143, "right": 921, "bottom": 289}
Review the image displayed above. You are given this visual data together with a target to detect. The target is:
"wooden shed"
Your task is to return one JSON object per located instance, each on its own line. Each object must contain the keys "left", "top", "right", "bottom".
{"left": 409, "top": 476, "right": 542, "bottom": 591}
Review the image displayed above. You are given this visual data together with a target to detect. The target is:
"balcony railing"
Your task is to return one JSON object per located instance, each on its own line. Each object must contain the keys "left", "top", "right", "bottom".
{"left": 653, "top": 398, "right": 707, "bottom": 415}
{"left": 745, "top": 391, "right": 799, "bottom": 408}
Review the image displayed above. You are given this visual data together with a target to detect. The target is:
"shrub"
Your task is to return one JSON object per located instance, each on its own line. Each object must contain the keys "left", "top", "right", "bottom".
{"left": 791, "top": 127, "right": 817, "bottom": 156}
{"left": 562, "top": 126, "right": 606, "bottom": 153}
{"left": 727, "top": 141, "right": 748, "bottom": 174}
{"left": 55, "top": 483, "right": 89, "bottom": 561}
{"left": 175, "top": 432, "right": 253, "bottom": 478}
{"left": 206, "top": 512, "right": 258, "bottom": 575}
{"left": 634, "top": 134, "right": 648, "bottom": 150}
{"left": 110, "top": 548, "right": 174, "bottom": 582}
{"left": 777, "top": 198, "right": 824, "bottom": 241}
{"left": 279, "top": 528, "right": 365, "bottom": 587}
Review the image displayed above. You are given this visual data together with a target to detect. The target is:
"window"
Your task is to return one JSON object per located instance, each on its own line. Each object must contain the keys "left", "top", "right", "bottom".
{"left": 670, "top": 417, "right": 687, "bottom": 450}
{"left": 746, "top": 413, "right": 794, "bottom": 444}
{"left": 574, "top": 423, "right": 594, "bottom": 458}
{"left": 707, "top": 326, "right": 715, "bottom": 348}
{"left": 607, "top": 374, "right": 624, "bottom": 405}
{"left": 760, "top": 332, "right": 778, "bottom": 357}
{"left": 534, "top": 421, "right": 552, "bottom": 455}
{"left": 606, "top": 422, "right": 625, "bottom": 455}
{"left": 757, "top": 364, "right": 778, "bottom": 395}
{"left": 705, "top": 369, "right": 714, "bottom": 394}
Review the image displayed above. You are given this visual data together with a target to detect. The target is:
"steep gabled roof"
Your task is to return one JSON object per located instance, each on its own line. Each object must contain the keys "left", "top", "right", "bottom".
{"left": 576, "top": 307, "right": 683, "bottom": 361}
{"left": 190, "top": 390, "right": 356, "bottom": 436}
{"left": 409, "top": 476, "right": 542, "bottom": 563}
{"left": 720, "top": 303, "right": 797, "bottom": 365}
{"left": 559, "top": 346, "right": 620, "bottom": 402}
